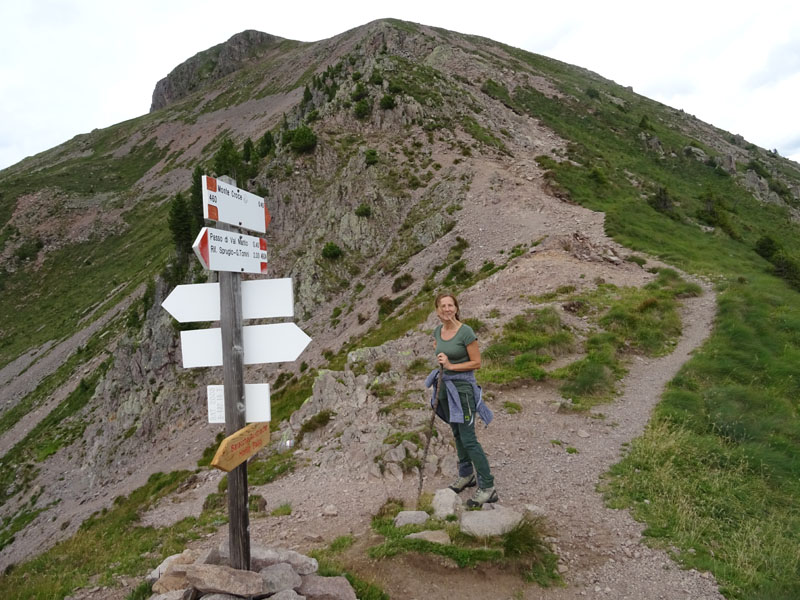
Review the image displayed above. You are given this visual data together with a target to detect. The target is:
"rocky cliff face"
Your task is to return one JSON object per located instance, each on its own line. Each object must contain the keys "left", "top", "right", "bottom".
{"left": 150, "top": 29, "right": 285, "bottom": 112}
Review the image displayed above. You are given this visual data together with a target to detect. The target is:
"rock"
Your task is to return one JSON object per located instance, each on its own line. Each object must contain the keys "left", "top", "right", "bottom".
{"left": 394, "top": 510, "right": 429, "bottom": 527}
{"left": 385, "top": 462, "right": 404, "bottom": 481}
{"left": 577, "top": 429, "right": 590, "bottom": 438}
{"left": 460, "top": 506, "right": 523, "bottom": 537}
{"left": 194, "top": 546, "right": 221, "bottom": 566}
{"left": 406, "top": 529, "right": 451, "bottom": 544}
{"left": 522, "top": 504, "right": 547, "bottom": 519}
{"left": 432, "top": 488, "right": 458, "bottom": 519}
{"left": 150, "top": 31, "right": 282, "bottom": 111}
{"left": 246, "top": 545, "right": 318, "bottom": 576}
{"left": 384, "top": 445, "right": 406, "bottom": 463}
{"left": 147, "top": 591, "right": 185, "bottom": 600}
{"left": 261, "top": 562, "right": 302, "bottom": 595}
{"left": 269, "top": 590, "right": 307, "bottom": 600}
{"left": 297, "top": 574, "right": 357, "bottom": 600}
{"left": 322, "top": 504, "right": 338, "bottom": 517}
{"left": 152, "top": 560, "right": 192, "bottom": 594}
{"left": 183, "top": 564, "right": 265, "bottom": 597}
{"left": 683, "top": 146, "right": 707, "bottom": 160}
{"left": 147, "top": 553, "right": 182, "bottom": 585}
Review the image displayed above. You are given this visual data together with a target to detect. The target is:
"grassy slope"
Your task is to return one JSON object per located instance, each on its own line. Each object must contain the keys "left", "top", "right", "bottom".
{"left": 483, "top": 41, "right": 800, "bottom": 600}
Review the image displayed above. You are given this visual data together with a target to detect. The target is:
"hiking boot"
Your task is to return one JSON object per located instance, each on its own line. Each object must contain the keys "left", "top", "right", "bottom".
{"left": 448, "top": 473, "right": 477, "bottom": 493}
{"left": 466, "top": 486, "right": 498, "bottom": 507}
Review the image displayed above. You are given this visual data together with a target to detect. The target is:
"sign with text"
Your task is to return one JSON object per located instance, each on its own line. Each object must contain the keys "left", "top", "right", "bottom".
{"left": 211, "top": 421, "right": 272, "bottom": 472}
{"left": 202, "top": 175, "right": 271, "bottom": 233}
{"left": 162, "top": 278, "right": 294, "bottom": 323}
{"left": 192, "top": 226, "right": 268, "bottom": 274}
{"left": 207, "top": 384, "right": 270, "bottom": 424}
{"left": 180, "top": 322, "right": 312, "bottom": 368}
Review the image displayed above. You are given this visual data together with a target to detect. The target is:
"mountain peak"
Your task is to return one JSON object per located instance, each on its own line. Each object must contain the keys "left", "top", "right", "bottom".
{"left": 150, "top": 29, "right": 285, "bottom": 112}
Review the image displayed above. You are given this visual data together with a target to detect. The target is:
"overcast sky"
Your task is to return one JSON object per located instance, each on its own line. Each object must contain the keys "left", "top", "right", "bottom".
{"left": 1, "top": 1, "right": 799, "bottom": 171}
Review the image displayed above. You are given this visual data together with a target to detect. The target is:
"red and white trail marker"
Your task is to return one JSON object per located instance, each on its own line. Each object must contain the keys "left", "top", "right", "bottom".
{"left": 192, "top": 226, "right": 268, "bottom": 274}
{"left": 202, "top": 175, "right": 271, "bottom": 234}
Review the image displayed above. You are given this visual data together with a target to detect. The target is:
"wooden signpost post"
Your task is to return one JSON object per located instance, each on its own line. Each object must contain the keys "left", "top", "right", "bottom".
{"left": 163, "top": 175, "right": 310, "bottom": 571}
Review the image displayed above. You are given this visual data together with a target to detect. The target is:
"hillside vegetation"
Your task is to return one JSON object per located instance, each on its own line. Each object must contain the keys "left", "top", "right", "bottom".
{"left": 0, "top": 18, "right": 799, "bottom": 600}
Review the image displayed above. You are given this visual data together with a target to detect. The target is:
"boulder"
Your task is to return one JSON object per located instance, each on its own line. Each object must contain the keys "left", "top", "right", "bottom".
{"left": 432, "top": 488, "right": 458, "bottom": 519}
{"left": 297, "top": 574, "right": 357, "bottom": 600}
{"left": 261, "top": 562, "right": 302, "bottom": 595}
{"left": 393, "top": 510, "right": 429, "bottom": 527}
{"left": 460, "top": 505, "right": 523, "bottom": 537}
{"left": 183, "top": 564, "right": 264, "bottom": 597}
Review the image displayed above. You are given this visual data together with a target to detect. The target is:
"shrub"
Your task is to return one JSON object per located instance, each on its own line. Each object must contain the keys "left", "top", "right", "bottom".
{"left": 379, "top": 94, "right": 396, "bottom": 110}
{"left": 586, "top": 87, "right": 600, "bottom": 99}
{"left": 392, "top": 273, "right": 413, "bottom": 292}
{"left": 288, "top": 126, "right": 317, "bottom": 153}
{"left": 322, "top": 242, "right": 343, "bottom": 260}
{"left": 355, "top": 203, "right": 372, "bottom": 217}
{"left": 351, "top": 82, "right": 368, "bottom": 101}
{"left": 364, "top": 149, "right": 378, "bottom": 165}
{"left": 369, "top": 70, "right": 383, "bottom": 85}
{"left": 354, "top": 99, "right": 372, "bottom": 120}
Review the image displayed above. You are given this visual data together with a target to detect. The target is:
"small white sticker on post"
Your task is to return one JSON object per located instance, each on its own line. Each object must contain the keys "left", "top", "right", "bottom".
{"left": 207, "top": 384, "right": 271, "bottom": 424}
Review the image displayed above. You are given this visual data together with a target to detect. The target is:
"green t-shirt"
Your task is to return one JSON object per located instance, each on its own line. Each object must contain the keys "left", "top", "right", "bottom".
{"left": 434, "top": 323, "right": 477, "bottom": 375}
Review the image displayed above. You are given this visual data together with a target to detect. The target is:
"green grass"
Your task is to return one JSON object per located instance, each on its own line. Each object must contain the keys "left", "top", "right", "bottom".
{"left": 270, "top": 502, "right": 292, "bottom": 517}
{"left": 366, "top": 499, "right": 561, "bottom": 585}
{"left": 0, "top": 471, "right": 209, "bottom": 599}
{"left": 247, "top": 451, "right": 296, "bottom": 486}
{"left": 0, "top": 194, "right": 171, "bottom": 369}
{"left": 479, "top": 307, "right": 574, "bottom": 384}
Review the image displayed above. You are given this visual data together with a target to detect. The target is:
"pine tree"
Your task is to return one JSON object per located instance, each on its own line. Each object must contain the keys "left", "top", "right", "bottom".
{"left": 168, "top": 192, "right": 193, "bottom": 256}
{"left": 257, "top": 131, "right": 274, "bottom": 158}
{"left": 190, "top": 166, "right": 205, "bottom": 238}
{"left": 242, "top": 138, "right": 254, "bottom": 163}
{"left": 213, "top": 138, "right": 243, "bottom": 183}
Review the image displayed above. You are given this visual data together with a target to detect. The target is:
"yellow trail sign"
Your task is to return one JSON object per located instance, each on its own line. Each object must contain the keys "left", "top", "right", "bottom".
{"left": 211, "top": 422, "right": 271, "bottom": 472}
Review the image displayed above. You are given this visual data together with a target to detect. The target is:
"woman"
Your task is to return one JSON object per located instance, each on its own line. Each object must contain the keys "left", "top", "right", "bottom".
{"left": 426, "top": 292, "right": 498, "bottom": 507}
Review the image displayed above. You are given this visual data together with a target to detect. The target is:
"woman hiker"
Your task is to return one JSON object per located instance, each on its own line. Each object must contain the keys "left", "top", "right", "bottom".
{"left": 425, "top": 292, "right": 498, "bottom": 507}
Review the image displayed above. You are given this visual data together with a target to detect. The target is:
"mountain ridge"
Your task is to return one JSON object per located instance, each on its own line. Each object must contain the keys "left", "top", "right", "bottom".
{"left": 1, "top": 18, "right": 799, "bottom": 599}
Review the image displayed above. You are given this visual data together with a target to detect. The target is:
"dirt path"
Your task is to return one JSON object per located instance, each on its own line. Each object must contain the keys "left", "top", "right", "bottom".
{"left": 128, "top": 274, "right": 723, "bottom": 600}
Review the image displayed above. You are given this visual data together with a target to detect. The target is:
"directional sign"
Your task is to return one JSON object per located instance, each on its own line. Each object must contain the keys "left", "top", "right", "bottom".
{"left": 202, "top": 175, "right": 271, "bottom": 234}
{"left": 180, "top": 323, "right": 312, "bottom": 368}
{"left": 161, "top": 278, "right": 294, "bottom": 323}
{"left": 211, "top": 421, "right": 272, "bottom": 472}
{"left": 192, "top": 226, "right": 268, "bottom": 274}
{"left": 207, "top": 384, "right": 270, "bottom": 424}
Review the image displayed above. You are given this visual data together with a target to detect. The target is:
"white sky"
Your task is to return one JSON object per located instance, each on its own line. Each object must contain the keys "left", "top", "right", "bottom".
{"left": 1, "top": 1, "right": 799, "bottom": 171}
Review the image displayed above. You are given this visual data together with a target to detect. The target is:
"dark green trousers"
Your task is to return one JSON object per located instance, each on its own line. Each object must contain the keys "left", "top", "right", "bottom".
{"left": 440, "top": 383, "right": 494, "bottom": 488}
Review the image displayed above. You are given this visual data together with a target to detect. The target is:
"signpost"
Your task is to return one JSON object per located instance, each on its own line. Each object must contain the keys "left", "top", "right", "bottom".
{"left": 163, "top": 175, "right": 310, "bottom": 571}
{"left": 179, "top": 323, "right": 312, "bottom": 368}
{"left": 202, "top": 175, "right": 271, "bottom": 233}
{"left": 210, "top": 421, "right": 272, "bottom": 472}
{"left": 192, "top": 226, "right": 268, "bottom": 274}
{"left": 162, "top": 278, "right": 295, "bottom": 323}
{"left": 207, "top": 384, "right": 270, "bottom": 424}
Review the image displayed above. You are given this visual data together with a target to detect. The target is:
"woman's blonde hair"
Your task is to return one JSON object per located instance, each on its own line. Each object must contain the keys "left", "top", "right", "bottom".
{"left": 434, "top": 292, "right": 460, "bottom": 320}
